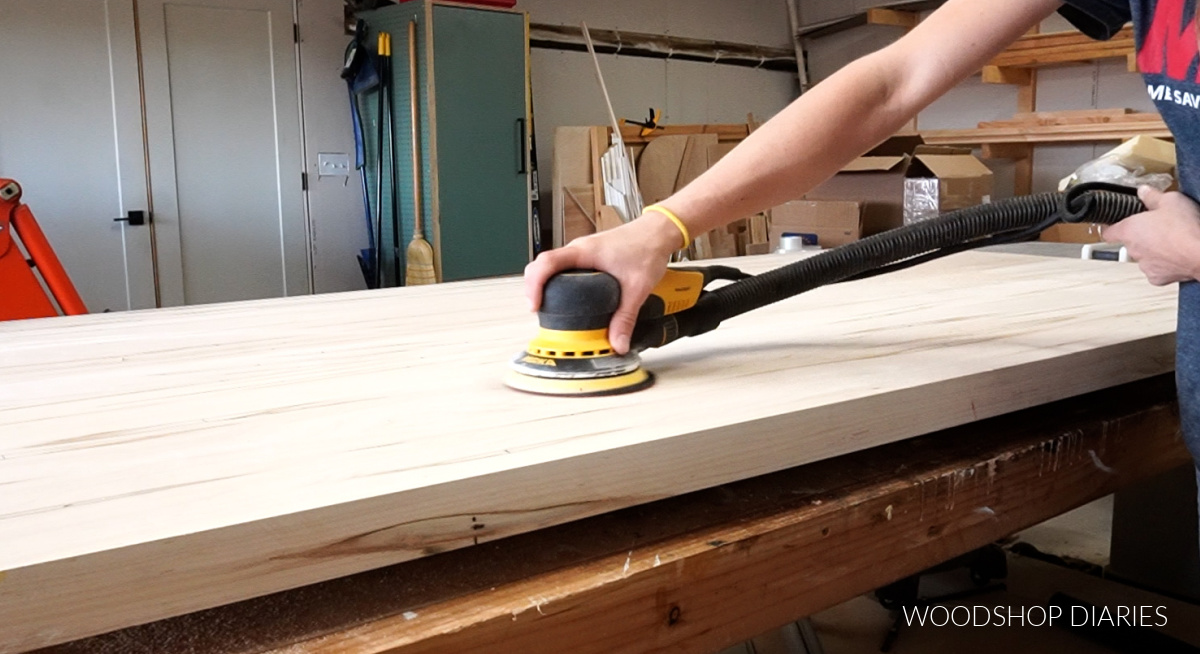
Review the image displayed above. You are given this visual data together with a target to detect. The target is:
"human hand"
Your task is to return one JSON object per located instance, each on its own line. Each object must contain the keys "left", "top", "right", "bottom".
{"left": 524, "top": 210, "right": 685, "bottom": 353}
{"left": 1101, "top": 186, "right": 1200, "bottom": 286}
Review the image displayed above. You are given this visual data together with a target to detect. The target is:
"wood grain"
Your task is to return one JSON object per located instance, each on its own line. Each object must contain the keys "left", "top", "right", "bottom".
{"left": 550, "top": 127, "right": 593, "bottom": 248}
{"left": 636, "top": 135, "right": 688, "bottom": 206}
{"left": 42, "top": 376, "right": 1183, "bottom": 654}
{"left": 588, "top": 126, "right": 607, "bottom": 219}
{"left": 674, "top": 134, "right": 717, "bottom": 193}
{"left": 290, "top": 379, "right": 1186, "bottom": 654}
{"left": 0, "top": 251, "right": 1177, "bottom": 651}
{"left": 618, "top": 123, "right": 749, "bottom": 144}
{"left": 988, "top": 26, "right": 1134, "bottom": 68}
{"left": 922, "top": 118, "right": 1172, "bottom": 146}
{"left": 866, "top": 8, "right": 919, "bottom": 29}
{"left": 980, "top": 108, "right": 1141, "bottom": 127}
{"left": 562, "top": 184, "right": 596, "bottom": 243}
{"left": 596, "top": 205, "right": 624, "bottom": 232}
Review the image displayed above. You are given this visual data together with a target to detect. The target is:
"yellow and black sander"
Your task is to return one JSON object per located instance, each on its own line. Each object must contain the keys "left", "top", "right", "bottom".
{"left": 504, "top": 183, "right": 1148, "bottom": 397}
{"left": 504, "top": 266, "right": 747, "bottom": 396}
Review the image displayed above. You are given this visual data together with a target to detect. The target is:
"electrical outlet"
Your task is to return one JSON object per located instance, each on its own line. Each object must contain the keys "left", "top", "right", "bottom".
{"left": 317, "top": 153, "right": 351, "bottom": 177}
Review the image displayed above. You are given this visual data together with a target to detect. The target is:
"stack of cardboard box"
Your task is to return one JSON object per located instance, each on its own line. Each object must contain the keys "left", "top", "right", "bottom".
{"left": 553, "top": 127, "right": 996, "bottom": 258}
{"left": 770, "top": 138, "right": 993, "bottom": 251}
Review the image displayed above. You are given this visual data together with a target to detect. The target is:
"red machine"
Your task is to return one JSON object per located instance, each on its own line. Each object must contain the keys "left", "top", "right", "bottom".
{"left": 0, "top": 178, "right": 87, "bottom": 320}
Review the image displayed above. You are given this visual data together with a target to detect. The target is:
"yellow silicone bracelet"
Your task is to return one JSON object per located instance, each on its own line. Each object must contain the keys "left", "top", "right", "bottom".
{"left": 644, "top": 204, "right": 691, "bottom": 249}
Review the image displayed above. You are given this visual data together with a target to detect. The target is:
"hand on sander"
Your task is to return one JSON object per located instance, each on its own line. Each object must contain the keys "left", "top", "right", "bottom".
{"left": 504, "top": 266, "right": 748, "bottom": 396}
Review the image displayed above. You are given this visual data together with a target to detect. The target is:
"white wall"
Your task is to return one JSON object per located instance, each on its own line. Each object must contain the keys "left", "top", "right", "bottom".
{"left": 299, "top": 0, "right": 370, "bottom": 294}
{"left": 801, "top": 7, "right": 1156, "bottom": 200}
{"left": 516, "top": 0, "right": 794, "bottom": 47}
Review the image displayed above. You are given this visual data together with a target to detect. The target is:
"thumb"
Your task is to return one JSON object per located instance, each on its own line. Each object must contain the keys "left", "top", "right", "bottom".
{"left": 1138, "top": 184, "right": 1165, "bottom": 210}
{"left": 607, "top": 286, "right": 646, "bottom": 355}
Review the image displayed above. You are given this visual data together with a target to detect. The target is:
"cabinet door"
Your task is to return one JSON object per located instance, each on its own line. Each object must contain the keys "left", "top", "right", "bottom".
{"left": 431, "top": 5, "right": 529, "bottom": 282}
{"left": 138, "top": 0, "right": 309, "bottom": 305}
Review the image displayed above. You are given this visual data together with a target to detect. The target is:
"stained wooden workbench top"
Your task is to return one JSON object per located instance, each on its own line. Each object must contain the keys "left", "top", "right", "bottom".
{"left": 0, "top": 251, "right": 1177, "bottom": 652}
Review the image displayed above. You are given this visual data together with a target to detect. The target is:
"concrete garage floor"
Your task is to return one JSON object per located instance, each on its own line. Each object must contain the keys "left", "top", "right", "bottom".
{"left": 721, "top": 498, "right": 1200, "bottom": 654}
{"left": 1017, "top": 495, "right": 1114, "bottom": 567}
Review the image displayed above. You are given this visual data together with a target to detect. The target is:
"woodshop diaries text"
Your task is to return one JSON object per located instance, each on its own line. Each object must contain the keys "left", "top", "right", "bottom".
{"left": 902, "top": 604, "right": 1168, "bottom": 628}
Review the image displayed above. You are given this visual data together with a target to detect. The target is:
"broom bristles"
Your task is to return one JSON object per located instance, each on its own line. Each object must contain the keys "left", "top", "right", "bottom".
{"left": 405, "top": 238, "right": 437, "bottom": 285}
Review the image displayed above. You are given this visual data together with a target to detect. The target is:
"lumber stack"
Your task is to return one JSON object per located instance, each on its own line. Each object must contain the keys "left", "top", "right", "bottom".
{"left": 922, "top": 108, "right": 1170, "bottom": 147}
{"left": 987, "top": 25, "right": 1135, "bottom": 71}
{"left": 0, "top": 250, "right": 1177, "bottom": 651}
{"left": 923, "top": 109, "right": 1170, "bottom": 243}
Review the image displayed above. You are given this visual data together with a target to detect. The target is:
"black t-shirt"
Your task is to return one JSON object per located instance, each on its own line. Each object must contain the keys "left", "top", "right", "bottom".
{"left": 1060, "top": 0, "right": 1200, "bottom": 198}
{"left": 1060, "top": 0, "right": 1132, "bottom": 39}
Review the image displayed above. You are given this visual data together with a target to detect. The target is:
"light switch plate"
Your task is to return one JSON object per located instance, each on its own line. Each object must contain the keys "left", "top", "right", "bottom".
{"left": 318, "top": 153, "right": 351, "bottom": 177}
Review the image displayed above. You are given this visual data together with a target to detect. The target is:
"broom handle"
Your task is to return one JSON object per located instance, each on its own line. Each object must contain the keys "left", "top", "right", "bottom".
{"left": 409, "top": 19, "right": 424, "bottom": 240}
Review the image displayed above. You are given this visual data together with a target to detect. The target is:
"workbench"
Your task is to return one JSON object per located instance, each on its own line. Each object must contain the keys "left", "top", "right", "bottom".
{"left": 2, "top": 250, "right": 1182, "bottom": 653}
{"left": 35, "top": 375, "right": 1184, "bottom": 654}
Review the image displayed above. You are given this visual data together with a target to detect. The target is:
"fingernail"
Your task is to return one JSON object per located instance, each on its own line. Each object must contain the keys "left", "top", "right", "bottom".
{"left": 614, "top": 334, "right": 630, "bottom": 353}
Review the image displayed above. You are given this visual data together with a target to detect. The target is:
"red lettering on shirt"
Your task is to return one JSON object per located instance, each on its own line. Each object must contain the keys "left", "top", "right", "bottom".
{"left": 1138, "top": 0, "right": 1200, "bottom": 81}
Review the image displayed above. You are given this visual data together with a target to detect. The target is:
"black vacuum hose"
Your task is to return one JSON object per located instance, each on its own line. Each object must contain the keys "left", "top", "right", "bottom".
{"left": 631, "top": 183, "right": 1145, "bottom": 351}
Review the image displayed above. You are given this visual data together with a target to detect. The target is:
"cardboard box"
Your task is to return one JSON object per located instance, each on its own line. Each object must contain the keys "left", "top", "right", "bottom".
{"left": 783, "top": 136, "right": 944, "bottom": 244}
{"left": 769, "top": 200, "right": 863, "bottom": 249}
{"left": 903, "top": 146, "right": 994, "bottom": 225}
{"left": 1038, "top": 223, "right": 1103, "bottom": 244}
{"left": 865, "top": 134, "right": 924, "bottom": 157}
{"left": 805, "top": 155, "right": 910, "bottom": 234}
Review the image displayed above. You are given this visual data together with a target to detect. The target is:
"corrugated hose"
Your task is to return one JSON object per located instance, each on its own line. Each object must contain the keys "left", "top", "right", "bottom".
{"left": 631, "top": 182, "right": 1145, "bottom": 351}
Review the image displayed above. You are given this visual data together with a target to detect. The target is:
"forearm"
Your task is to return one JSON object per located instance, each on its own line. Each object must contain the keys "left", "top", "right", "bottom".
{"left": 651, "top": 0, "right": 1063, "bottom": 236}
{"left": 663, "top": 53, "right": 916, "bottom": 235}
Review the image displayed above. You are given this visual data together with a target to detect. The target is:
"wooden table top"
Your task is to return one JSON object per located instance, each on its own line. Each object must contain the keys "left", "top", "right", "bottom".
{"left": 0, "top": 251, "right": 1177, "bottom": 651}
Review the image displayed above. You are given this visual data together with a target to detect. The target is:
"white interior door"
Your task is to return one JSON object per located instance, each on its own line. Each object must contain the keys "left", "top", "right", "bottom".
{"left": 0, "top": 0, "right": 156, "bottom": 313}
{"left": 138, "top": 0, "right": 310, "bottom": 306}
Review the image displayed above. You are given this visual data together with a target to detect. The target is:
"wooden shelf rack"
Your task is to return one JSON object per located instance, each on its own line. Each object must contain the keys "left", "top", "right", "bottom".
{"left": 922, "top": 110, "right": 1170, "bottom": 150}
{"left": 986, "top": 25, "right": 1136, "bottom": 78}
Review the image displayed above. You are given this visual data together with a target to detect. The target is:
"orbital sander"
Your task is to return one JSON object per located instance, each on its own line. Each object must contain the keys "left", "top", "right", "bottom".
{"left": 503, "top": 265, "right": 748, "bottom": 396}
{"left": 505, "top": 183, "right": 1146, "bottom": 397}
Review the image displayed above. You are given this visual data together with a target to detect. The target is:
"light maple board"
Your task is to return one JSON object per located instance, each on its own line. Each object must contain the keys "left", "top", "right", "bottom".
{"left": 0, "top": 251, "right": 1177, "bottom": 651}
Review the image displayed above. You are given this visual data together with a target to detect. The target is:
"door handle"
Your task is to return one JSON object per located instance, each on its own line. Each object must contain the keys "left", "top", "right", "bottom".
{"left": 517, "top": 117, "right": 528, "bottom": 174}
{"left": 114, "top": 210, "right": 149, "bottom": 226}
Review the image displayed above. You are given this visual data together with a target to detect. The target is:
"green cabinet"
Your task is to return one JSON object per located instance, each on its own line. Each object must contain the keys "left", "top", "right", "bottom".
{"left": 362, "top": 1, "right": 530, "bottom": 284}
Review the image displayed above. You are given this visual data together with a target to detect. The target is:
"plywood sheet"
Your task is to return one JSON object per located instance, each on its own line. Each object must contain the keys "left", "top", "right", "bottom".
{"left": 675, "top": 133, "right": 718, "bottom": 192}
{"left": 636, "top": 135, "right": 688, "bottom": 206}
{"left": 0, "top": 252, "right": 1177, "bottom": 651}
{"left": 562, "top": 184, "right": 596, "bottom": 243}
{"left": 551, "top": 127, "right": 594, "bottom": 248}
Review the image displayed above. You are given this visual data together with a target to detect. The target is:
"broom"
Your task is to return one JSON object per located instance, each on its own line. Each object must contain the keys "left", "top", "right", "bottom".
{"left": 404, "top": 19, "right": 437, "bottom": 286}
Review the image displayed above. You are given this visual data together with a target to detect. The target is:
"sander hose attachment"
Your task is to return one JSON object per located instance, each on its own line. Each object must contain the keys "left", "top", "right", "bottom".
{"left": 633, "top": 183, "right": 1144, "bottom": 351}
